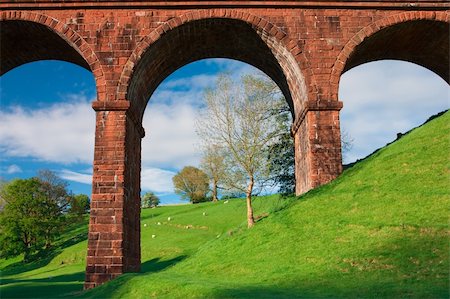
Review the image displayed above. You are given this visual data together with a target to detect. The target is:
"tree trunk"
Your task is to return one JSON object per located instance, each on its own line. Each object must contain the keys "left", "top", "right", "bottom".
{"left": 246, "top": 177, "right": 255, "bottom": 228}
{"left": 212, "top": 179, "right": 218, "bottom": 202}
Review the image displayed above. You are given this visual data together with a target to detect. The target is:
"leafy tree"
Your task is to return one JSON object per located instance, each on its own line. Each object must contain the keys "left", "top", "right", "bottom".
{"left": 68, "top": 194, "right": 90, "bottom": 216}
{"left": 267, "top": 98, "right": 295, "bottom": 195}
{"left": 38, "top": 169, "right": 71, "bottom": 213}
{"left": 141, "top": 192, "right": 160, "bottom": 208}
{"left": 173, "top": 166, "right": 210, "bottom": 203}
{"left": 197, "top": 74, "right": 285, "bottom": 227}
{"left": 199, "top": 144, "right": 227, "bottom": 202}
{"left": 37, "top": 170, "right": 70, "bottom": 247}
{"left": 0, "top": 178, "right": 62, "bottom": 261}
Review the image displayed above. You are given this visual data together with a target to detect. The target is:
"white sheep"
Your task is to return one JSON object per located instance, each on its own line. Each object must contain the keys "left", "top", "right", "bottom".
{"left": 167, "top": 217, "right": 171, "bottom": 221}
{"left": 152, "top": 234, "right": 156, "bottom": 238}
{"left": 203, "top": 212, "right": 207, "bottom": 216}
{"left": 143, "top": 223, "right": 147, "bottom": 227}
{"left": 157, "top": 222, "right": 161, "bottom": 225}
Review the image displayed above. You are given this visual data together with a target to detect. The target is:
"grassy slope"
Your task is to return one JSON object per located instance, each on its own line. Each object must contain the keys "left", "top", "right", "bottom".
{"left": 1, "top": 111, "right": 449, "bottom": 298}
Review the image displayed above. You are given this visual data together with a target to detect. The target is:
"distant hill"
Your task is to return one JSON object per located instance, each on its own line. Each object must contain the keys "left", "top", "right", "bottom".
{"left": 1, "top": 111, "right": 449, "bottom": 299}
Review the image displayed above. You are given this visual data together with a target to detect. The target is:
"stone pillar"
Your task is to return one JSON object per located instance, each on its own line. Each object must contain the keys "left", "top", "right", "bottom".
{"left": 292, "top": 100, "right": 343, "bottom": 195}
{"left": 85, "top": 101, "right": 143, "bottom": 289}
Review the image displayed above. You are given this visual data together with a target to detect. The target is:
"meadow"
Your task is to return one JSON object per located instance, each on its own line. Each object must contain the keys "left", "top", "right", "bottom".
{"left": 1, "top": 111, "right": 449, "bottom": 298}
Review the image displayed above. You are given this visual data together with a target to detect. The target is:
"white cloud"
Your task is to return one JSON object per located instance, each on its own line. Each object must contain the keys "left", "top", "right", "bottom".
{"left": 59, "top": 169, "right": 92, "bottom": 184}
{"left": 0, "top": 164, "right": 23, "bottom": 174}
{"left": 339, "top": 60, "right": 450, "bottom": 163}
{"left": 141, "top": 167, "right": 176, "bottom": 193}
{"left": 142, "top": 101, "right": 203, "bottom": 169}
{"left": 0, "top": 96, "right": 95, "bottom": 164}
{"left": 7, "top": 164, "right": 22, "bottom": 174}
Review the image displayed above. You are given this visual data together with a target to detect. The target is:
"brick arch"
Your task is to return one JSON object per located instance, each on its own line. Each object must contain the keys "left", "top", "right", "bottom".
{"left": 330, "top": 11, "right": 450, "bottom": 100}
{"left": 118, "top": 9, "right": 313, "bottom": 121}
{"left": 0, "top": 11, "right": 105, "bottom": 100}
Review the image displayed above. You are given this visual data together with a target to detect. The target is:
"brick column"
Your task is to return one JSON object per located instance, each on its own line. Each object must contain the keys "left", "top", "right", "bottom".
{"left": 292, "top": 100, "right": 343, "bottom": 195}
{"left": 85, "top": 101, "right": 144, "bottom": 289}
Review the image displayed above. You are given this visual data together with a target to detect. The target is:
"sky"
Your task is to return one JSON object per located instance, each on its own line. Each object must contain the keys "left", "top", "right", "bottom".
{"left": 0, "top": 58, "right": 449, "bottom": 204}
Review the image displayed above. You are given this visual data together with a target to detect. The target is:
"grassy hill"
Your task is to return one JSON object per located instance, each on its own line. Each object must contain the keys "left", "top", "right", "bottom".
{"left": 1, "top": 111, "right": 449, "bottom": 298}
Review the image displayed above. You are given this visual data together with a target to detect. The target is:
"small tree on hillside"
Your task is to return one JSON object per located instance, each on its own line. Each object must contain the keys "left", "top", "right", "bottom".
{"left": 68, "top": 194, "right": 90, "bottom": 217}
{"left": 196, "top": 74, "right": 285, "bottom": 228}
{"left": 37, "top": 170, "right": 70, "bottom": 248}
{"left": 199, "top": 144, "right": 227, "bottom": 202}
{"left": 141, "top": 192, "right": 160, "bottom": 208}
{"left": 173, "top": 166, "right": 210, "bottom": 203}
{"left": 0, "top": 178, "right": 62, "bottom": 261}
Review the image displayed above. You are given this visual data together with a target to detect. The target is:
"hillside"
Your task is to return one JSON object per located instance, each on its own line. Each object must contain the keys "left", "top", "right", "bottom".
{"left": 1, "top": 111, "right": 449, "bottom": 298}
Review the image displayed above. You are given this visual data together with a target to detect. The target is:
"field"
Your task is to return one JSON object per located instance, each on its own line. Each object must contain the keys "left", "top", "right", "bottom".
{"left": 1, "top": 111, "right": 449, "bottom": 298}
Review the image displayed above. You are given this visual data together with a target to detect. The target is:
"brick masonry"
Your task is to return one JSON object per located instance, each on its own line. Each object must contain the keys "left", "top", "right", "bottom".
{"left": 1, "top": 0, "right": 448, "bottom": 289}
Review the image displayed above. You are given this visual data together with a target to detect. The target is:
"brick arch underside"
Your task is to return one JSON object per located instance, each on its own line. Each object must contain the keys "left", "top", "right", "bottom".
{"left": 344, "top": 20, "right": 449, "bottom": 83}
{"left": 332, "top": 18, "right": 450, "bottom": 98}
{"left": 125, "top": 18, "right": 307, "bottom": 121}
{"left": 0, "top": 20, "right": 90, "bottom": 75}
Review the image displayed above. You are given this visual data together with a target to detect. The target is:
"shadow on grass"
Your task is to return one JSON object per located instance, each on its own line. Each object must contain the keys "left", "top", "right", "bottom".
{"left": 141, "top": 255, "right": 187, "bottom": 273}
{"left": 2, "top": 256, "right": 188, "bottom": 299}
{"left": 0, "top": 271, "right": 85, "bottom": 299}
{"left": 77, "top": 255, "right": 188, "bottom": 298}
{"left": 1, "top": 231, "right": 88, "bottom": 277}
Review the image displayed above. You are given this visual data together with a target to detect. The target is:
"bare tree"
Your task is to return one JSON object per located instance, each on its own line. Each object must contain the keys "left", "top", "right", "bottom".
{"left": 196, "top": 74, "right": 284, "bottom": 228}
{"left": 199, "top": 144, "right": 227, "bottom": 202}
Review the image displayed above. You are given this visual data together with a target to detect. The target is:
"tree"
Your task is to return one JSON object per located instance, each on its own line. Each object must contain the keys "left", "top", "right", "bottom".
{"left": 267, "top": 97, "right": 295, "bottom": 195}
{"left": 172, "top": 166, "right": 210, "bottom": 203}
{"left": 199, "top": 144, "right": 227, "bottom": 202}
{"left": 141, "top": 192, "right": 160, "bottom": 208}
{"left": 37, "top": 170, "right": 70, "bottom": 247}
{"left": 68, "top": 194, "right": 90, "bottom": 216}
{"left": 0, "top": 178, "right": 62, "bottom": 261}
{"left": 38, "top": 169, "right": 71, "bottom": 213}
{"left": 196, "top": 74, "right": 285, "bottom": 228}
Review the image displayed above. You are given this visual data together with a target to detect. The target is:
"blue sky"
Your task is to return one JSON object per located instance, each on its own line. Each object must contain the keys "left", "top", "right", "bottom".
{"left": 0, "top": 59, "right": 449, "bottom": 204}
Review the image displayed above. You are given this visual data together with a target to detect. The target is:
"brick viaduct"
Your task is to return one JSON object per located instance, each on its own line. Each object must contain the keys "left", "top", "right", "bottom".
{"left": 1, "top": 0, "right": 448, "bottom": 289}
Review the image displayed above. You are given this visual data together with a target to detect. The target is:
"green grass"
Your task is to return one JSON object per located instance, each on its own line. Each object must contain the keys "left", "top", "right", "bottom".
{"left": 1, "top": 111, "right": 449, "bottom": 298}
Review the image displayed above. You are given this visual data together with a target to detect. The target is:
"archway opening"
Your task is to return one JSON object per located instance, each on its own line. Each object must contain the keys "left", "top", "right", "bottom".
{"left": 0, "top": 19, "right": 97, "bottom": 294}
{"left": 138, "top": 57, "right": 292, "bottom": 271}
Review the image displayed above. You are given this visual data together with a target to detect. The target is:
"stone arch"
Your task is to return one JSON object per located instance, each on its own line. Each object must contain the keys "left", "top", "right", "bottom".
{"left": 118, "top": 9, "right": 312, "bottom": 122}
{"left": 330, "top": 11, "right": 450, "bottom": 99}
{"left": 0, "top": 11, "right": 105, "bottom": 99}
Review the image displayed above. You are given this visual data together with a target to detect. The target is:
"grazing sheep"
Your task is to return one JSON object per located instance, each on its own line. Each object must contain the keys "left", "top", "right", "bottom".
{"left": 144, "top": 223, "right": 147, "bottom": 227}
{"left": 157, "top": 222, "right": 161, "bottom": 225}
{"left": 203, "top": 212, "right": 207, "bottom": 216}
{"left": 168, "top": 217, "right": 171, "bottom": 221}
{"left": 152, "top": 234, "right": 156, "bottom": 238}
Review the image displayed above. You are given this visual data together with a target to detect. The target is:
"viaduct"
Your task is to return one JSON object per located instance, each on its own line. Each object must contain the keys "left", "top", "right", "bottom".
{"left": 1, "top": 0, "right": 448, "bottom": 289}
